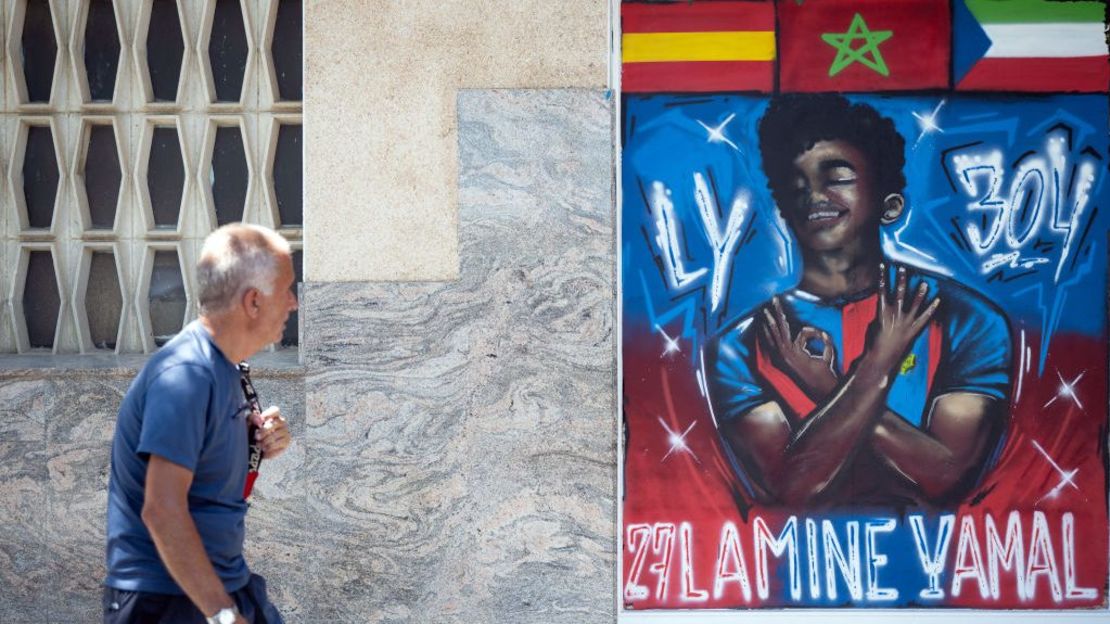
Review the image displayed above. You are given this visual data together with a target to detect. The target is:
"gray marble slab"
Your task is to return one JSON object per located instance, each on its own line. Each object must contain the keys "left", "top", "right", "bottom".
{"left": 243, "top": 373, "right": 311, "bottom": 621}
{"left": 0, "top": 441, "right": 49, "bottom": 621}
{"left": 0, "top": 379, "right": 54, "bottom": 620}
{"left": 44, "top": 376, "right": 129, "bottom": 622}
{"left": 0, "top": 366, "right": 306, "bottom": 623}
{"left": 298, "top": 89, "right": 615, "bottom": 623}
{"left": 0, "top": 88, "right": 615, "bottom": 623}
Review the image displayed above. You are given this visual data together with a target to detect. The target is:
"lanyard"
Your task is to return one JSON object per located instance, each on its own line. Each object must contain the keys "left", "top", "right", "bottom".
{"left": 238, "top": 361, "right": 263, "bottom": 499}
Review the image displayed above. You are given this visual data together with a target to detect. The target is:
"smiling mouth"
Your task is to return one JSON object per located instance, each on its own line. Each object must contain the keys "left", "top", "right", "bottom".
{"left": 807, "top": 209, "right": 847, "bottom": 223}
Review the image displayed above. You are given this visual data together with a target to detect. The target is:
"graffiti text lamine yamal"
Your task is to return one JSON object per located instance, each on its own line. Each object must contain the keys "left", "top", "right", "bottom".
{"left": 624, "top": 511, "right": 1097, "bottom": 606}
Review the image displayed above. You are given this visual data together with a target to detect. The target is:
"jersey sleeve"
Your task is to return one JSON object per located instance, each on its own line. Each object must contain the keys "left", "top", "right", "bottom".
{"left": 136, "top": 363, "right": 213, "bottom": 472}
{"left": 707, "top": 320, "right": 768, "bottom": 423}
{"left": 934, "top": 292, "right": 1013, "bottom": 401}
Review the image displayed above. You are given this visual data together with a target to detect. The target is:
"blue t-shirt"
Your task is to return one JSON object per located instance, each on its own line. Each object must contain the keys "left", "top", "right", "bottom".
{"left": 709, "top": 263, "right": 1013, "bottom": 428}
{"left": 105, "top": 321, "right": 251, "bottom": 594}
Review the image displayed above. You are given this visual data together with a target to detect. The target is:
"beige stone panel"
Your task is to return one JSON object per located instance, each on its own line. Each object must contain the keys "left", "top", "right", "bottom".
{"left": 304, "top": 0, "right": 609, "bottom": 281}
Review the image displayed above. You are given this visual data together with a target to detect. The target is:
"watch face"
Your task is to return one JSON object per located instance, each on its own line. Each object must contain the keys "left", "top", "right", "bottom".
{"left": 216, "top": 609, "right": 237, "bottom": 624}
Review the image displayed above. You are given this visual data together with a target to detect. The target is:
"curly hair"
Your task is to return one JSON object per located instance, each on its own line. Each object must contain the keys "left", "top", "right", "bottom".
{"left": 757, "top": 94, "right": 906, "bottom": 211}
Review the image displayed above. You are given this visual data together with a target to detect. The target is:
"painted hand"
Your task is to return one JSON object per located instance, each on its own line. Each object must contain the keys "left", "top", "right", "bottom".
{"left": 252, "top": 406, "right": 291, "bottom": 460}
{"left": 867, "top": 265, "right": 940, "bottom": 374}
{"left": 760, "top": 297, "right": 840, "bottom": 400}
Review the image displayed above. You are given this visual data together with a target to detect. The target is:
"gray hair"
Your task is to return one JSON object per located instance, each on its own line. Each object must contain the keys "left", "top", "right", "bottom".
{"left": 196, "top": 223, "right": 292, "bottom": 316}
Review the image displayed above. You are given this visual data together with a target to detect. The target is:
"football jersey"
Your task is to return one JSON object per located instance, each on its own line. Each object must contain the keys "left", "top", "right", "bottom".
{"left": 708, "top": 263, "right": 1012, "bottom": 428}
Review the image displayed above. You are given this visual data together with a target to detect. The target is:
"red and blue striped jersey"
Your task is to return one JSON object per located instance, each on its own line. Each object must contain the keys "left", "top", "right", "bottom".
{"left": 708, "top": 263, "right": 1013, "bottom": 428}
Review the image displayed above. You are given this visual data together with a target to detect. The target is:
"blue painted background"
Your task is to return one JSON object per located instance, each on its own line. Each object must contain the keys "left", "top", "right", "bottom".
{"left": 622, "top": 94, "right": 1110, "bottom": 372}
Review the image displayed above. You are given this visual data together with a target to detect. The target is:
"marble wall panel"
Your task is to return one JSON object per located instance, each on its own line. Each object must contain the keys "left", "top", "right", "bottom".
{"left": 44, "top": 375, "right": 131, "bottom": 622}
{"left": 0, "top": 365, "right": 306, "bottom": 623}
{"left": 0, "top": 378, "right": 53, "bottom": 620}
{"left": 244, "top": 372, "right": 311, "bottom": 621}
{"left": 304, "top": 1, "right": 608, "bottom": 282}
{"left": 0, "top": 88, "right": 616, "bottom": 623}
{"left": 0, "top": 441, "right": 49, "bottom": 621}
{"left": 300, "top": 89, "right": 615, "bottom": 623}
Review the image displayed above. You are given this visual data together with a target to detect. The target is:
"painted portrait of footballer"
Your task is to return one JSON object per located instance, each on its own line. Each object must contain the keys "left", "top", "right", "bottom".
{"left": 706, "top": 94, "right": 1012, "bottom": 509}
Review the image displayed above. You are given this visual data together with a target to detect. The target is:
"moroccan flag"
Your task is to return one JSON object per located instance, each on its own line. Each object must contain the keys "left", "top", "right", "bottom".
{"left": 778, "top": 0, "right": 950, "bottom": 92}
{"left": 621, "top": 1, "right": 775, "bottom": 93}
{"left": 955, "top": 0, "right": 1109, "bottom": 92}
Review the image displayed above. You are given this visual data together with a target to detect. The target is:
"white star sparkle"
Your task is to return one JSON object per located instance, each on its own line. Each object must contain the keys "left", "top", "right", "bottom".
{"left": 912, "top": 100, "right": 946, "bottom": 147}
{"left": 697, "top": 113, "right": 740, "bottom": 152}
{"left": 655, "top": 324, "right": 681, "bottom": 357}
{"left": 1031, "top": 440, "right": 1080, "bottom": 503}
{"left": 658, "top": 417, "right": 699, "bottom": 464}
{"left": 1043, "top": 369, "right": 1085, "bottom": 411}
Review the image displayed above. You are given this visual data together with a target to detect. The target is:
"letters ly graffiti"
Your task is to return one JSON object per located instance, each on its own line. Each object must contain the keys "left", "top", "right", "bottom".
{"left": 620, "top": 0, "right": 1110, "bottom": 611}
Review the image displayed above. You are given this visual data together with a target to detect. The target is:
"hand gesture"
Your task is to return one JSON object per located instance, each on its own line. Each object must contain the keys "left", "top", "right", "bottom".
{"left": 252, "top": 406, "right": 291, "bottom": 460}
{"left": 760, "top": 297, "right": 840, "bottom": 399}
{"left": 867, "top": 265, "right": 940, "bottom": 373}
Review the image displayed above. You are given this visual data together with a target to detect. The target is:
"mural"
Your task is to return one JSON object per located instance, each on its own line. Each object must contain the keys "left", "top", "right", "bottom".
{"left": 620, "top": 0, "right": 1110, "bottom": 610}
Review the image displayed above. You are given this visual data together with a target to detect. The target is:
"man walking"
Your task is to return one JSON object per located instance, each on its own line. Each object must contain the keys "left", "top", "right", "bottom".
{"left": 104, "top": 224, "right": 297, "bottom": 623}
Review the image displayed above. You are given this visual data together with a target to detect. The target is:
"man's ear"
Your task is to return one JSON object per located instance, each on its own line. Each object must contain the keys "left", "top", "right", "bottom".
{"left": 242, "top": 288, "right": 262, "bottom": 319}
{"left": 880, "top": 193, "right": 905, "bottom": 225}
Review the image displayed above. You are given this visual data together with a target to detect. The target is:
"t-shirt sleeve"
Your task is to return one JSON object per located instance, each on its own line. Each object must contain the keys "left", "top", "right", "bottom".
{"left": 934, "top": 294, "right": 1013, "bottom": 401}
{"left": 707, "top": 322, "right": 768, "bottom": 423}
{"left": 136, "top": 363, "right": 213, "bottom": 472}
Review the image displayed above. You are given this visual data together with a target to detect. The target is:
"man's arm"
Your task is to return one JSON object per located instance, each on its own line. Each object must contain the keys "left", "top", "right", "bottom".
{"left": 142, "top": 455, "right": 246, "bottom": 624}
{"left": 870, "top": 393, "right": 1006, "bottom": 503}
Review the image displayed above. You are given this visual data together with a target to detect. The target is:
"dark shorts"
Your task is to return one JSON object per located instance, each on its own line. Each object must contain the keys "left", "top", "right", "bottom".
{"left": 103, "top": 574, "right": 283, "bottom": 624}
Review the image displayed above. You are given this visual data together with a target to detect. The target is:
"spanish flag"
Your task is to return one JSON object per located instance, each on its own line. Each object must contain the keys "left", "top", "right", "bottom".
{"left": 621, "top": 1, "right": 776, "bottom": 93}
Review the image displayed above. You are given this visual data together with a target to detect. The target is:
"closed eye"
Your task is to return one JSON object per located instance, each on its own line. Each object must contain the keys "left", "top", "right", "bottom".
{"left": 822, "top": 161, "right": 858, "bottom": 186}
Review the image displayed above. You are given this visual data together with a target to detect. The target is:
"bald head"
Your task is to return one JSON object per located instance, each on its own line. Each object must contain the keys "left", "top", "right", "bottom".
{"left": 196, "top": 223, "right": 292, "bottom": 317}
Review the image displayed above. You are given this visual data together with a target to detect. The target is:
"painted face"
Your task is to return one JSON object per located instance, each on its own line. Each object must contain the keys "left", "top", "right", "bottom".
{"left": 256, "top": 253, "right": 298, "bottom": 344}
{"left": 781, "top": 139, "right": 881, "bottom": 252}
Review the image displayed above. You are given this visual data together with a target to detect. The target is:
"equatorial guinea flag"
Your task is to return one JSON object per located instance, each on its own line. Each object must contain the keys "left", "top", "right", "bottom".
{"left": 955, "top": 0, "right": 1109, "bottom": 92}
{"left": 621, "top": 1, "right": 775, "bottom": 93}
{"left": 778, "top": 0, "right": 950, "bottom": 92}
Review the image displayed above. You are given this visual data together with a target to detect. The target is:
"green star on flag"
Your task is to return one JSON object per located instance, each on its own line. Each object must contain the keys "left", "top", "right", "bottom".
{"left": 821, "top": 13, "right": 892, "bottom": 77}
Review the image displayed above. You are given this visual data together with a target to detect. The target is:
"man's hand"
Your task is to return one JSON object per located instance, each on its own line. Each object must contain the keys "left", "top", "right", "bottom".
{"left": 760, "top": 297, "right": 840, "bottom": 399}
{"left": 252, "top": 406, "right": 291, "bottom": 460}
{"left": 866, "top": 265, "right": 939, "bottom": 374}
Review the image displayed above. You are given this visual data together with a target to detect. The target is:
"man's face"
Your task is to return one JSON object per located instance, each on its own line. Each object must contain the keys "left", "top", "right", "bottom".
{"left": 780, "top": 139, "right": 881, "bottom": 252}
{"left": 255, "top": 253, "right": 298, "bottom": 344}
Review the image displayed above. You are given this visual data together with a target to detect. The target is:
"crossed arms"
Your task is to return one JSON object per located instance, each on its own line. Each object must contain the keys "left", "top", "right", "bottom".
{"left": 718, "top": 267, "right": 1007, "bottom": 506}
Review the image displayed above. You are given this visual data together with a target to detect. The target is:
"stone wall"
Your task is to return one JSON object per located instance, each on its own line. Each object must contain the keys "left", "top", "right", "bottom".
{"left": 0, "top": 89, "right": 614, "bottom": 623}
{"left": 303, "top": 0, "right": 608, "bottom": 281}
{"left": 0, "top": 365, "right": 305, "bottom": 622}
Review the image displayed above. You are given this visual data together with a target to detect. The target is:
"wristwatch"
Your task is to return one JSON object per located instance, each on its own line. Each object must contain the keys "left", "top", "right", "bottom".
{"left": 206, "top": 607, "right": 238, "bottom": 624}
